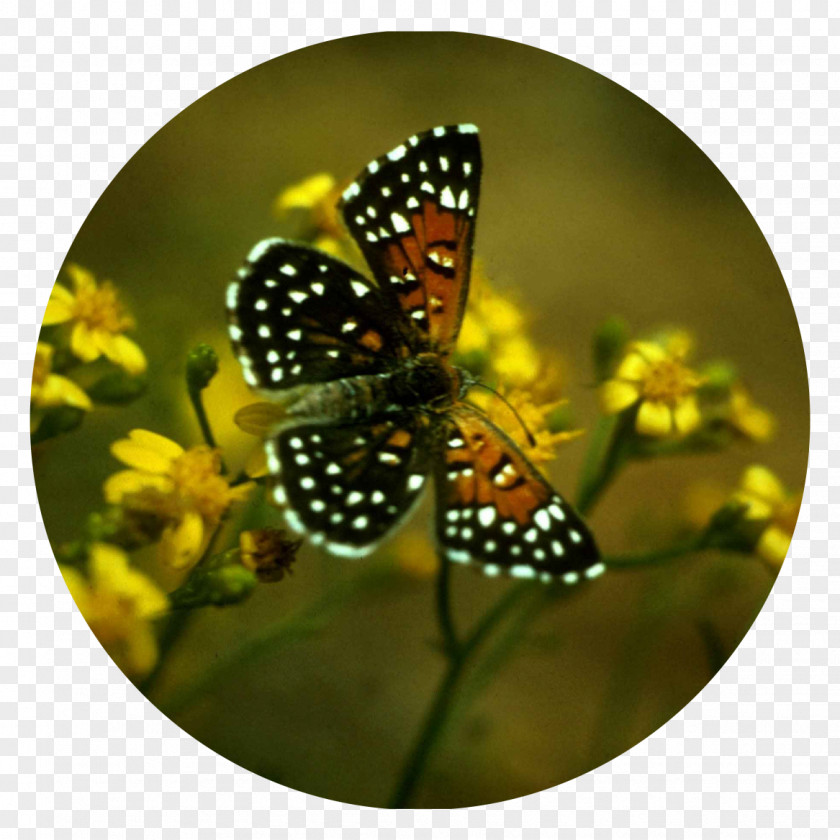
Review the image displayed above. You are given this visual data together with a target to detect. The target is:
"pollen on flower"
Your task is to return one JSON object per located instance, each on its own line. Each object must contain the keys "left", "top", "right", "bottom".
{"left": 43, "top": 264, "right": 147, "bottom": 375}
{"left": 601, "top": 338, "right": 703, "bottom": 437}
{"left": 105, "top": 429, "right": 253, "bottom": 570}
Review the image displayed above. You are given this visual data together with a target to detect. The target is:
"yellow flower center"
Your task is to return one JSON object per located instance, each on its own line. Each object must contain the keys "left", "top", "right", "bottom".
{"left": 640, "top": 358, "right": 700, "bottom": 405}
{"left": 72, "top": 281, "right": 135, "bottom": 334}
{"left": 169, "top": 446, "right": 234, "bottom": 521}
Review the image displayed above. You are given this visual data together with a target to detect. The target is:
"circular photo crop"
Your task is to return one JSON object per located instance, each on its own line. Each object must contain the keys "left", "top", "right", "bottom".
{"left": 33, "top": 33, "right": 808, "bottom": 808}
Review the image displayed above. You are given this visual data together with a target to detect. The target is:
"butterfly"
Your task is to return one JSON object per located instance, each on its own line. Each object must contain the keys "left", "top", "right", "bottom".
{"left": 227, "top": 125, "right": 603, "bottom": 584}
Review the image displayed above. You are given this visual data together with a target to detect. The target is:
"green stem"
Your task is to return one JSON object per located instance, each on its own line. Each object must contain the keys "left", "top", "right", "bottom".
{"left": 388, "top": 580, "right": 532, "bottom": 808}
{"left": 603, "top": 535, "right": 706, "bottom": 569}
{"left": 435, "top": 556, "right": 460, "bottom": 658}
{"left": 189, "top": 382, "right": 221, "bottom": 452}
{"left": 576, "top": 413, "right": 633, "bottom": 516}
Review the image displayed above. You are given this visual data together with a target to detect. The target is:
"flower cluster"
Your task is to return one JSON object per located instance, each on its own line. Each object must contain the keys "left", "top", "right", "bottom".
{"left": 60, "top": 543, "right": 167, "bottom": 678}
{"left": 32, "top": 264, "right": 147, "bottom": 441}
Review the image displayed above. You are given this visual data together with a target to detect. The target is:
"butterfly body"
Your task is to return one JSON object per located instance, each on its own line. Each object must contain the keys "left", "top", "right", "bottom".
{"left": 285, "top": 353, "right": 467, "bottom": 425}
{"left": 229, "top": 124, "right": 604, "bottom": 582}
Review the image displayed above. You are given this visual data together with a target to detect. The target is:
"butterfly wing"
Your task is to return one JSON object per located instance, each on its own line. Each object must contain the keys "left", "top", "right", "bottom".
{"left": 266, "top": 414, "right": 433, "bottom": 557}
{"left": 435, "top": 405, "right": 602, "bottom": 583}
{"left": 339, "top": 124, "right": 481, "bottom": 356}
{"left": 227, "top": 238, "right": 410, "bottom": 392}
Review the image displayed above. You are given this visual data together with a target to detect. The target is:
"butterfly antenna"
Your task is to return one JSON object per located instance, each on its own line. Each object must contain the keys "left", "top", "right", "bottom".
{"left": 467, "top": 380, "right": 537, "bottom": 448}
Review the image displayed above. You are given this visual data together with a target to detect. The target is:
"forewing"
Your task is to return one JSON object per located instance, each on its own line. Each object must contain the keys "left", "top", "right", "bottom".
{"left": 227, "top": 238, "right": 409, "bottom": 392}
{"left": 435, "top": 405, "right": 602, "bottom": 583}
{"left": 266, "top": 415, "right": 432, "bottom": 556}
{"left": 339, "top": 125, "right": 481, "bottom": 355}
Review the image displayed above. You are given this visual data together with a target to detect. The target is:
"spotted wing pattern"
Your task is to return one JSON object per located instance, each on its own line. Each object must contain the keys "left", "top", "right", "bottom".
{"left": 435, "top": 405, "right": 603, "bottom": 583}
{"left": 339, "top": 124, "right": 481, "bottom": 356}
{"left": 266, "top": 415, "right": 432, "bottom": 557}
{"left": 227, "top": 239, "right": 410, "bottom": 392}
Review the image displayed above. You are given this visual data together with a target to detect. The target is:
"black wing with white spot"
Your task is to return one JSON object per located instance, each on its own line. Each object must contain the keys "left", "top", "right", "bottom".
{"left": 228, "top": 239, "right": 410, "bottom": 392}
{"left": 435, "top": 405, "right": 603, "bottom": 584}
{"left": 338, "top": 125, "right": 481, "bottom": 356}
{"left": 266, "top": 415, "right": 433, "bottom": 556}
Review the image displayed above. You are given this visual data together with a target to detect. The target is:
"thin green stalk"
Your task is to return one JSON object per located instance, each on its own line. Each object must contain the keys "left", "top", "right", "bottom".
{"left": 435, "top": 557, "right": 460, "bottom": 658}
{"left": 388, "top": 579, "right": 532, "bottom": 808}
{"left": 188, "top": 383, "right": 220, "bottom": 451}
{"left": 576, "top": 412, "right": 633, "bottom": 515}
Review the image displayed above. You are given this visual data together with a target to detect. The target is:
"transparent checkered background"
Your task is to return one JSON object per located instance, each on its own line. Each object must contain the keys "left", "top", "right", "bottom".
{"left": 2, "top": 2, "right": 836, "bottom": 835}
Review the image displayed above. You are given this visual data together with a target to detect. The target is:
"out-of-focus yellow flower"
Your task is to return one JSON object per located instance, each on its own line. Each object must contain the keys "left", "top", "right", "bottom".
{"left": 104, "top": 429, "right": 252, "bottom": 570}
{"left": 62, "top": 543, "right": 168, "bottom": 678}
{"left": 456, "top": 267, "right": 543, "bottom": 388}
{"left": 274, "top": 173, "right": 345, "bottom": 241}
{"left": 239, "top": 528, "right": 300, "bottom": 582}
{"left": 492, "top": 335, "right": 542, "bottom": 387}
{"left": 731, "top": 465, "right": 801, "bottom": 567}
{"left": 726, "top": 384, "right": 775, "bottom": 443}
{"left": 43, "top": 264, "right": 146, "bottom": 374}
{"left": 601, "top": 339, "right": 703, "bottom": 437}
{"left": 31, "top": 342, "right": 92, "bottom": 412}
{"left": 392, "top": 530, "right": 441, "bottom": 579}
{"left": 472, "top": 387, "right": 582, "bottom": 466}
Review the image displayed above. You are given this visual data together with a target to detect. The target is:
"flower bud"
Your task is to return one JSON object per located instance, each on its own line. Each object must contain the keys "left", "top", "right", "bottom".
{"left": 186, "top": 343, "right": 220, "bottom": 392}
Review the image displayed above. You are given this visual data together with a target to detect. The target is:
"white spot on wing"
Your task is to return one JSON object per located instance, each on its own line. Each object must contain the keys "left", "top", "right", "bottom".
{"left": 407, "top": 474, "right": 424, "bottom": 492}
{"left": 458, "top": 123, "right": 478, "bottom": 134}
{"left": 585, "top": 562, "right": 606, "bottom": 579}
{"left": 247, "top": 238, "right": 283, "bottom": 263}
{"left": 510, "top": 565, "right": 536, "bottom": 579}
{"left": 440, "top": 186, "right": 456, "bottom": 208}
{"left": 350, "top": 280, "right": 370, "bottom": 298}
{"left": 391, "top": 212, "right": 411, "bottom": 233}
{"left": 226, "top": 283, "right": 239, "bottom": 309}
{"left": 342, "top": 182, "right": 360, "bottom": 200}
{"left": 534, "top": 510, "right": 551, "bottom": 531}
{"left": 280, "top": 264, "right": 297, "bottom": 276}
{"left": 478, "top": 506, "right": 496, "bottom": 527}
{"left": 387, "top": 144, "right": 407, "bottom": 161}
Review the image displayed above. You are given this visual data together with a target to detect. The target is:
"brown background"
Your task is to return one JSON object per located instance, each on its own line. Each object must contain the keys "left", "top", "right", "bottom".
{"left": 35, "top": 33, "right": 809, "bottom": 807}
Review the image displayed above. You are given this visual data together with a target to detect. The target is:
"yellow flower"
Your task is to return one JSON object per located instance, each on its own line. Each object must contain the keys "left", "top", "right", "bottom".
{"left": 726, "top": 384, "right": 775, "bottom": 443}
{"left": 273, "top": 173, "right": 345, "bottom": 241}
{"left": 31, "top": 342, "right": 92, "bottom": 411}
{"left": 472, "top": 387, "right": 582, "bottom": 466}
{"left": 601, "top": 339, "right": 703, "bottom": 437}
{"left": 455, "top": 266, "right": 543, "bottom": 387}
{"left": 104, "top": 429, "right": 252, "bottom": 570}
{"left": 61, "top": 543, "right": 168, "bottom": 678}
{"left": 731, "top": 465, "right": 801, "bottom": 567}
{"left": 43, "top": 264, "right": 146, "bottom": 375}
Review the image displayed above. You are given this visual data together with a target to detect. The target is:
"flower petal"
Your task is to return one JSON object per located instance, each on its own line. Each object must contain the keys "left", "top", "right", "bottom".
{"left": 276, "top": 173, "right": 336, "bottom": 211}
{"left": 42, "top": 286, "right": 75, "bottom": 325}
{"left": 756, "top": 525, "right": 791, "bottom": 567}
{"left": 37, "top": 374, "right": 93, "bottom": 411}
{"left": 635, "top": 399, "right": 673, "bottom": 437}
{"left": 100, "top": 333, "right": 147, "bottom": 375}
{"left": 740, "top": 465, "right": 785, "bottom": 506}
{"left": 110, "top": 437, "right": 177, "bottom": 474}
{"left": 66, "top": 263, "right": 96, "bottom": 293}
{"left": 672, "top": 395, "right": 701, "bottom": 435}
{"left": 614, "top": 350, "right": 650, "bottom": 382}
{"left": 127, "top": 429, "right": 184, "bottom": 461}
{"left": 103, "top": 469, "right": 174, "bottom": 504}
{"left": 158, "top": 511, "right": 205, "bottom": 570}
{"left": 70, "top": 322, "right": 102, "bottom": 363}
{"left": 600, "top": 380, "right": 640, "bottom": 414}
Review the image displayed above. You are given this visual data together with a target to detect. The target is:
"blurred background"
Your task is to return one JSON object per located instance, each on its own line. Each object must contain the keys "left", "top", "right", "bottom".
{"left": 34, "top": 33, "right": 808, "bottom": 807}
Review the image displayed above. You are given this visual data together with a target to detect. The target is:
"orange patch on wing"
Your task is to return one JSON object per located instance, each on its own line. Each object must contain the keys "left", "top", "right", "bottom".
{"left": 387, "top": 429, "right": 412, "bottom": 448}
{"left": 358, "top": 329, "right": 383, "bottom": 352}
